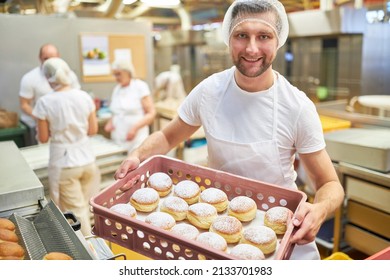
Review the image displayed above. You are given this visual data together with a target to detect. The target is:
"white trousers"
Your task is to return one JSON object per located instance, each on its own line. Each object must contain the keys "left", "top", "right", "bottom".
{"left": 58, "top": 163, "right": 101, "bottom": 236}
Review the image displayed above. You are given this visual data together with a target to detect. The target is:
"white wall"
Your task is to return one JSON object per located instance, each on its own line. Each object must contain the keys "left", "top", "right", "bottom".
{"left": 0, "top": 14, "right": 154, "bottom": 114}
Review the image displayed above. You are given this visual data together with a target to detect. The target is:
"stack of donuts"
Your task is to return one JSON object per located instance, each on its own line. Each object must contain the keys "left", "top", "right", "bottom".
{"left": 107, "top": 171, "right": 294, "bottom": 260}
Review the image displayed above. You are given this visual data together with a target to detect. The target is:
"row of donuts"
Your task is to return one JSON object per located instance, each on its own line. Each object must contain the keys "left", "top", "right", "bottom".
{"left": 0, "top": 218, "right": 73, "bottom": 260}
{"left": 109, "top": 172, "right": 293, "bottom": 260}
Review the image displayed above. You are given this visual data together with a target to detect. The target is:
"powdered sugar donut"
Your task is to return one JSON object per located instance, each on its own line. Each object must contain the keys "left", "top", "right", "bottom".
{"left": 240, "top": 226, "right": 277, "bottom": 255}
{"left": 109, "top": 203, "right": 137, "bottom": 218}
{"left": 228, "top": 196, "right": 257, "bottom": 222}
{"left": 187, "top": 203, "right": 218, "bottom": 229}
{"left": 199, "top": 187, "right": 228, "bottom": 213}
{"left": 147, "top": 172, "right": 173, "bottom": 197}
{"left": 230, "top": 244, "right": 265, "bottom": 260}
{"left": 209, "top": 216, "right": 242, "bottom": 244}
{"left": 145, "top": 212, "right": 176, "bottom": 230}
{"left": 160, "top": 196, "right": 189, "bottom": 221}
{"left": 171, "top": 223, "right": 200, "bottom": 241}
{"left": 129, "top": 187, "right": 160, "bottom": 212}
{"left": 196, "top": 232, "right": 227, "bottom": 252}
{"left": 264, "top": 206, "right": 293, "bottom": 235}
{"left": 173, "top": 180, "right": 201, "bottom": 205}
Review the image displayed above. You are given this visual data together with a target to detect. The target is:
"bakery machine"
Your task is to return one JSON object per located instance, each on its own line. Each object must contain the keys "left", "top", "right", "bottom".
{"left": 0, "top": 141, "right": 121, "bottom": 260}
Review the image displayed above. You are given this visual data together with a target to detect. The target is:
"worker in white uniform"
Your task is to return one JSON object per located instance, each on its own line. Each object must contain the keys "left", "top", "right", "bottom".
{"left": 32, "top": 57, "right": 100, "bottom": 236}
{"left": 19, "top": 43, "right": 80, "bottom": 145}
{"left": 104, "top": 60, "right": 156, "bottom": 154}
{"left": 114, "top": 0, "right": 345, "bottom": 259}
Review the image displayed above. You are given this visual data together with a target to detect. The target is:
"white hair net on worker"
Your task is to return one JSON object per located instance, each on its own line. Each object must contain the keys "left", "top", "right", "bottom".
{"left": 43, "top": 57, "right": 72, "bottom": 88}
{"left": 111, "top": 60, "right": 136, "bottom": 77}
{"left": 221, "top": 0, "right": 289, "bottom": 49}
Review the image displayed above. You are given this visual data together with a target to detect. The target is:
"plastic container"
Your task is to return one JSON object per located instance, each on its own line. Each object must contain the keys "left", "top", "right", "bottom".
{"left": 90, "top": 155, "right": 307, "bottom": 260}
{"left": 324, "top": 252, "right": 353, "bottom": 260}
{"left": 0, "top": 122, "right": 27, "bottom": 147}
{"left": 319, "top": 115, "right": 351, "bottom": 133}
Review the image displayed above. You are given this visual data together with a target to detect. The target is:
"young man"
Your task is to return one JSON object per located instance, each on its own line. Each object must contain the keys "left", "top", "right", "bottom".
{"left": 114, "top": 0, "right": 344, "bottom": 259}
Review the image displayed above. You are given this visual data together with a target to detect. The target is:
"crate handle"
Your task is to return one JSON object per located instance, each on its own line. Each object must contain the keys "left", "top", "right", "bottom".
{"left": 116, "top": 174, "right": 140, "bottom": 194}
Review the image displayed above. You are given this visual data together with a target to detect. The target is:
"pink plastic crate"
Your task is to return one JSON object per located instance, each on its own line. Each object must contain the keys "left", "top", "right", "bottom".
{"left": 90, "top": 155, "right": 307, "bottom": 260}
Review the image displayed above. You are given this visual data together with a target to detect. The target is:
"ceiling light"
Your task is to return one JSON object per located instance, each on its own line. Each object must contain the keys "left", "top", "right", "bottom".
{"left": 140, "top": 0, "right": 181, "bottom": 8}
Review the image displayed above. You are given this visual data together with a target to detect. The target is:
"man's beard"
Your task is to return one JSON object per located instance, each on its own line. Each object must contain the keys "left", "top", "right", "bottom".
{"left": 234, "top": 56, "right": 272, "bottom": 78}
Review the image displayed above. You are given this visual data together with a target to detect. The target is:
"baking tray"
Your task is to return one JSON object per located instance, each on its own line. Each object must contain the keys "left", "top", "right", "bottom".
{"left": 90, "top": 155, "right": 307, "bottom": 260}
{"left": 9, "top": 201, "right": 93, "bottom": 260}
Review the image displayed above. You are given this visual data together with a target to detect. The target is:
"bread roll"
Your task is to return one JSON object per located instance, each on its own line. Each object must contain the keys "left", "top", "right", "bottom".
{"left": 240, "top": 226, "right": 277, "bottom": 255}
{"left": 160, "top": 196, "right": 188, "bottom": 221}
{"left": 0, "top": 218, "right": 15, "bottom": 232}
{"left": 196, "top": 232, "right": 227, "bottom": 252}
{"left": 110, "top": 203, "right": 137, "bottom": 218}
{"left": 187, "top": 203, "right": 218, "bottom": 230}
{"left": 129, "top": 188, "right": 160, "bottom": 212}
{"left": 43, "top": 252, "right": 73, "bottom": 260}
{"left": 199, "top": 187, "right": 228, "bottom": 213}
{"left": 209, "top": 216, "right": 242, "bottom": 244}
{"left": 171, "top": 224, "right": 199, "bottom": 241}
{"left": 0, "top": 229, "right": 19, "bottom": 243}
{"left": 264, "top": 206, "right": 293, "bottom": 235}
{"left": 173, "top": 180, "right": 201, "bottom": 205}
{"left": 145, "top": 212, "right": 176, "bottom": 231}
{"left": 228, "top": 196, "right": 257, "bottom": 222}
{"left": 0, "top": 241, "right": 25, "bottom": 260}
{"left": 230, "top": 244, "right": 265, "bottom": 260}
{"left": 147, "top": 172, "right": 173, "bottom": 197}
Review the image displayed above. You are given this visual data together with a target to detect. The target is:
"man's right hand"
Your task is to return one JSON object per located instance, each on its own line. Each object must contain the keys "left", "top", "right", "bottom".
{"left": 114, "top": 156, "right": 141, "bottom": 180}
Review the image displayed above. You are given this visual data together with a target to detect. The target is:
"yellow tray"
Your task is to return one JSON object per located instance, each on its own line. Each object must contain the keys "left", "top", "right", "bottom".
{"left": 324, "top": 252, "right": 353, "bottom": 260}
{"left": 320, "top": 115, "right": 351, "bottom": 133}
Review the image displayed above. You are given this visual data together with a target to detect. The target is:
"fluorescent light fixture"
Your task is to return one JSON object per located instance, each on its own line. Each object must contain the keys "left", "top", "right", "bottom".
{"left": 140, "top": 0, "right": 181, "bottom": 8}
{"left": 123, "top": 0, "right": 137, "bottom": 4}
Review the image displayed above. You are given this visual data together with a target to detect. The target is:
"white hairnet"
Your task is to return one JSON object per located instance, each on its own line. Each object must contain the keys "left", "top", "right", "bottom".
{"left": 43, "top": 57, "right": 72, "bottom": 87}
{"left": 111, "top": 60, "right": 136, "bottom": 77}
{"left": 221, "top": 0, "right": 289, "bottom": 49}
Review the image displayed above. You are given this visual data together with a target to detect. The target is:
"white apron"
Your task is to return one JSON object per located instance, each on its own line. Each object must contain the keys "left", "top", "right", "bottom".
{"left": 111, "top": 113, "right": 149, "bottom": 153}
{"left": 204, "top": 69, "right": 320, "bottom": 260}
{"left": 48, "top": 137, "right": 94, "bottom": 210}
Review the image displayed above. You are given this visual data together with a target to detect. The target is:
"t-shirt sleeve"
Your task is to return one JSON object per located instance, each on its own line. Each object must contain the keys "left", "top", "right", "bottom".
{"left": 138, "top": 80, "right": 151, "bottom": 98}
{"left": 178, "top": 81, "right": 203, "bottom": 126}
{"left": 32, "top": 98, "right": 47, "bottom": 120}
{"left": 295, "top": 100, "right": 326, "bottom": 154}
{"left": 19, "top": 74, "right": 34, "bottom": 99}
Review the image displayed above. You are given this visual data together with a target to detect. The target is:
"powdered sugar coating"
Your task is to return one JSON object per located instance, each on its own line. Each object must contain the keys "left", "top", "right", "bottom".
{"left": 242, "top": 226, "right": 277, "bottom": 245}
{"left": 109, "top": 203, "right": 136, "bottom": 217}
{"left": 228, "top": 196, "right": 256, "bottom": 213}
{"left": 200, "top": 188, "right": 227, "bottom": 204}
{"left": 145, "top": 212, "right": 176, "bottom": 230}
{"left": 265, "top": 206, "right": 290, "bottom": 222}
{"left": 174, "top": 180, "right": 200, "bottom": 199}
{"left": 188, "top": 203, "right": 217, "bottom": 217}
{"left": 196, "top": 232, "right": 227, "bottom": 251}
{"left": 131, "top": 188, "right": 159, "bottom": 204}
{"left": 171, "top": 223, "right": 199, "bottom": 240}
{"left": 147, "top": 172, "right": 172, "bottom": 191}
{"left": 161, "top": 196, "right": 188, "bottom": 212}
{"left": 211, "top": 216, "right": 242, "bottom": 235}
{"left": 230, "top": 244, "right": 265, "bottom": 260}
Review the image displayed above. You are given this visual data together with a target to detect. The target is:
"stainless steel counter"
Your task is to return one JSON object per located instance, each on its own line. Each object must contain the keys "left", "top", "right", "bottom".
{"left": 19, "top": 135, "right": 127, "bottom": 194}
{"left": 0, "top": 141, "right": 45, "bottom": 217}
{"left": 316, "top": 99, "right": 390, "bottom": 129}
